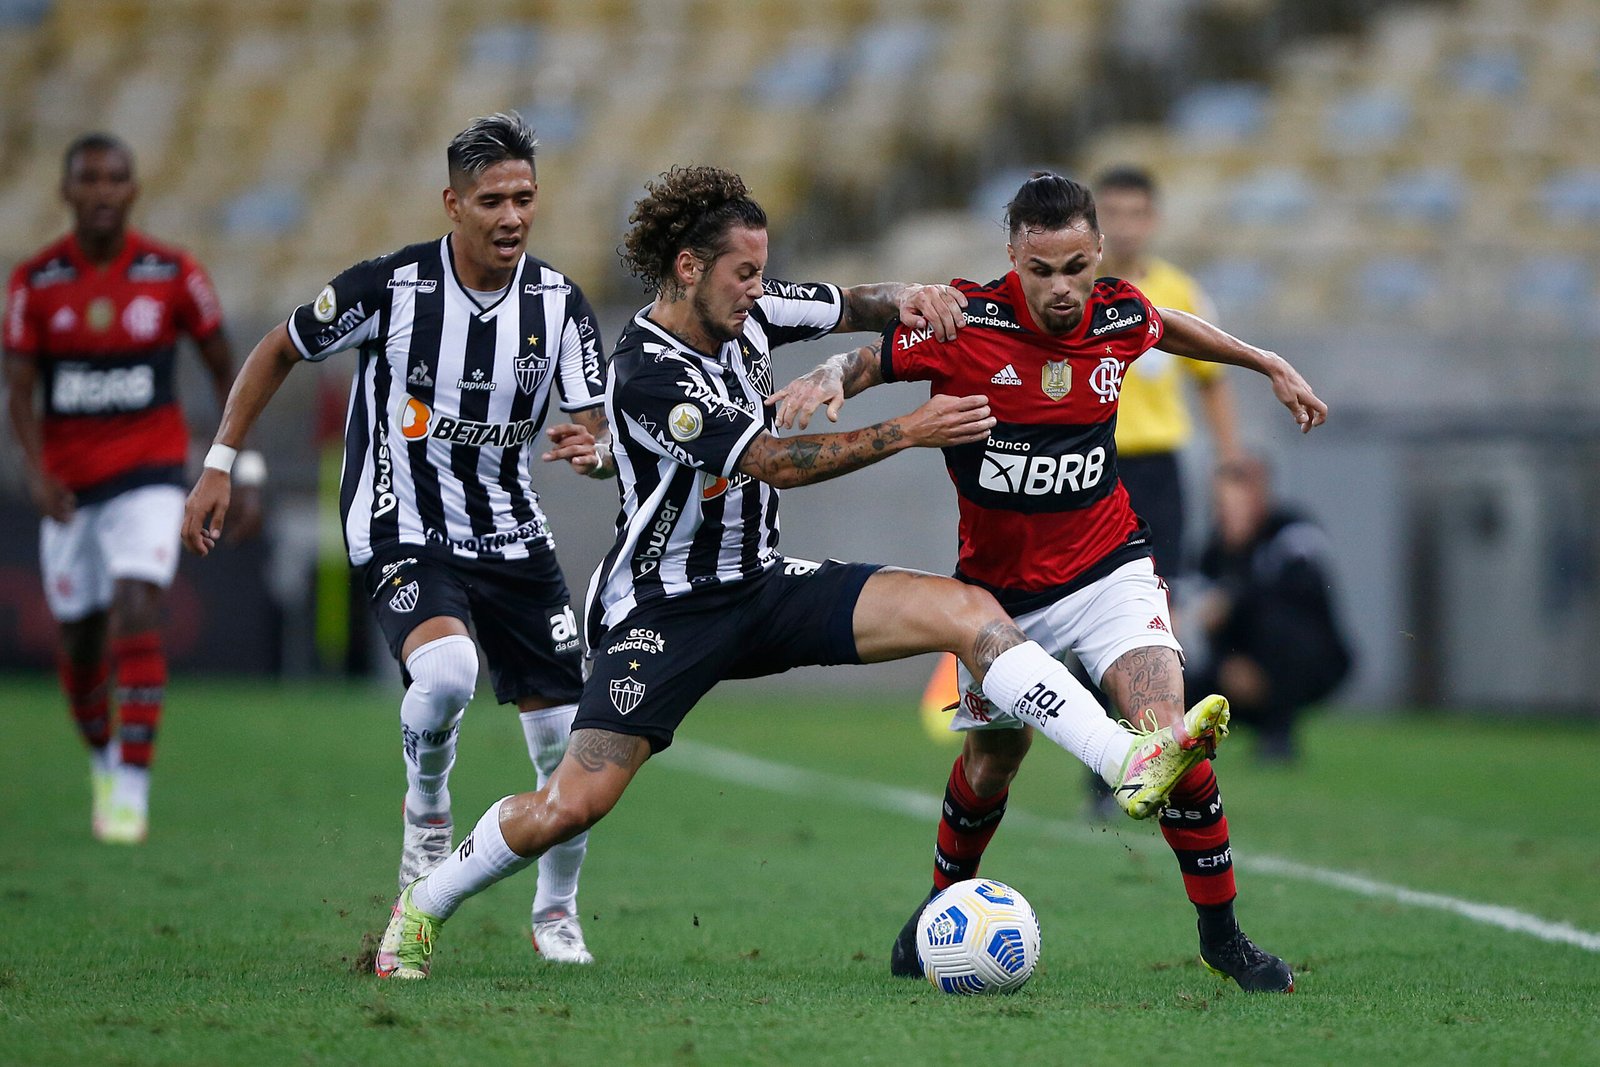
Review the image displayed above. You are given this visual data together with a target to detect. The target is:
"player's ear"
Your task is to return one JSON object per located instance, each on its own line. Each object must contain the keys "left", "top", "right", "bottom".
{"left": 674, "top": 248, "right": 700, "bottom": 287}
{"left": 442, "top": 185, "right": 460, "bottom": 223}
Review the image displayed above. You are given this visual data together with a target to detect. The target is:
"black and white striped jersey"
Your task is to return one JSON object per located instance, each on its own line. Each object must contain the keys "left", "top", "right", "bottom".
{"left": 286, "top": 236, "right": 605, "bottom": 564}
{"left": 584, "top": 278, "right": 843, "bottom": 641}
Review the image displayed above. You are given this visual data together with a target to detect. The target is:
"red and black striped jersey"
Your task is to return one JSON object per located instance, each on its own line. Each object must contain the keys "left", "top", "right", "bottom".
{"left": 4, "top": 230, "right": 223, "bottom": 499}
{"left": 882, "top": 272, "right": 1164, "bottom": 612}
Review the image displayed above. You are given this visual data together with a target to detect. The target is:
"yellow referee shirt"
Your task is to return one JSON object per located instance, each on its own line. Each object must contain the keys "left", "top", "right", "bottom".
{"left": 1115, "top": 256, "right": 1222, "bottom": 457}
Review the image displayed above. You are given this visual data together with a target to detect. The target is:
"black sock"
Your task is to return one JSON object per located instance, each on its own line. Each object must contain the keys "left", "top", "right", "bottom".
{"left": 1197, "top": 900, "right": 1239, "bottom": 945}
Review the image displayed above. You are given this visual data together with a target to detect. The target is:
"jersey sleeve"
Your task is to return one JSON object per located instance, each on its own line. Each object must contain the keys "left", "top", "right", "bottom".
{"left": 3, "top": 265, "right": 36, "bottom": 357}
{"left": 553, "top": 283, "right": 606, "bottom": 412}
{"left": 878, "top": 319, "right": 952, "bottom": 383}
{"left": 286, "top": 259, "right": 385, "bottom": 362}
{"left": 616, "top": 355, "right": 764, "bottom": 478}
{"left": 174, "top": 254, "right": 225, "bottom": 341}
{"left": 752, "top": 278, "right": 843, "bottom": 348}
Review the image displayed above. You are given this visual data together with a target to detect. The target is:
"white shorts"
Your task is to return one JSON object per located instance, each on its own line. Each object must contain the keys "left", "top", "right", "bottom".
{"left": 40, "top": 484, "right": 185, "bottom": 622}
{"left": 952, "top": 557, "right": 1183, "bottom": 732}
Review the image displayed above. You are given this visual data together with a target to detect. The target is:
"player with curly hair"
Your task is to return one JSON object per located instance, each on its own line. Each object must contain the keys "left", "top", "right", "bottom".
{"left": 376, "top": 165, "right": 1226, "bottom": 979}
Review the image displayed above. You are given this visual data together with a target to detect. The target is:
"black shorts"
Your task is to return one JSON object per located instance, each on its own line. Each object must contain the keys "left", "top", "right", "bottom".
{"left": 363, "top": 543, "right": 584, "bottom": 705}
{"left": 1118, "top": 452, "right": 1185, "bottom": 578}
{"left": 573, "top": 558, "right": 881, "bottom": 753}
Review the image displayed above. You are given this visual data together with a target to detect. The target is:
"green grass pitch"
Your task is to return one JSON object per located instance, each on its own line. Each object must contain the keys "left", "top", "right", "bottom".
{"left": 3, "top": 673, "right": 1597, "bottom": 1066}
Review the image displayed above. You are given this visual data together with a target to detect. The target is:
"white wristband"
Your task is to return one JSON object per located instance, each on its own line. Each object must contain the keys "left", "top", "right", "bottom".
{"left": 234, "top": 450, "right": 267, "bottom": 488}
{"left": 204, "top": 444, "right": 238, "bottom": 474}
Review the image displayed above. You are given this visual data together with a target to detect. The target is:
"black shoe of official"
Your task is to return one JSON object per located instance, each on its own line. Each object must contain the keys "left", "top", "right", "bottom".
{"left": 889, "top": 891, "right": 937, "bottom": 978}
{"left": 1200, "top": 929, "right": 1295, "bottom": 992}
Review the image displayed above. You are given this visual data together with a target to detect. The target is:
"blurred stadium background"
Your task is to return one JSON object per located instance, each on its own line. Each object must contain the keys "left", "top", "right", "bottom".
{"left": 1, "top": 0, "right": 1597, "bottom": 713}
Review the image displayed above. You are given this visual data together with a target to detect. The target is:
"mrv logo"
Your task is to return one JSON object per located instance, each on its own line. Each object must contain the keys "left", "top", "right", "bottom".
{"left": 978, "top": 445, "right": 1107, "bottom": 496}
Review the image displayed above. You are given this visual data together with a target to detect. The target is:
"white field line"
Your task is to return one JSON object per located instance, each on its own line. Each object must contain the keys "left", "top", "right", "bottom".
{"left": 666, "top": 740, "right": 1600, "bottom": 954}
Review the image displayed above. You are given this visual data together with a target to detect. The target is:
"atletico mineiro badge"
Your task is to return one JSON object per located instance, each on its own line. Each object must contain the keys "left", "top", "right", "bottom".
{"left": 1041, "top": 360, "right": 1071, "bottom": 401}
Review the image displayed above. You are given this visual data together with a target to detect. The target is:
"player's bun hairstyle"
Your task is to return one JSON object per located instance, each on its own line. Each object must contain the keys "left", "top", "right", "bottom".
{"left": 63, "top": 131, "right": 133, "bottom": 178}
{"left": 1004, "top": 172, "right": 1098, "bottom": 237}
{"left": 447, "top": 112, "right": 539, "bottom": 187}
{"left": 1094, "top": 164, "right": 1159, "bottom": 199}
{"left": 620, "top": 165, "right": 768, "bottom": 294}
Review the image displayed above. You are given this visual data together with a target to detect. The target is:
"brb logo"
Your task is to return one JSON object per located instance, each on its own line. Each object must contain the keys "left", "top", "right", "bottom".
{"left": 978, "top": 443, "right": 1107, "bottom": 497}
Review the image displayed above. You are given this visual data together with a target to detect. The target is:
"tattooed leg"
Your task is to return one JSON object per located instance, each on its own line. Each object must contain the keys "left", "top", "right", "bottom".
{"left": 497, "top": 730, "right": 650, "bottom": 855}
{"left": 1098, "top": 646, "right": 1187, "bottom": 732}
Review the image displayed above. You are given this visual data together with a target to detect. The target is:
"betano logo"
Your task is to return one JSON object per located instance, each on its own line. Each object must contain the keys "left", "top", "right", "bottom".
{"left": 399, "top": 397, "right": 541, "bottom": 447}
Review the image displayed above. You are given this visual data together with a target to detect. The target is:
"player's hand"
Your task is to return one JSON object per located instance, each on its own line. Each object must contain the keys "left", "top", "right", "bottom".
{"left": 182, "top": 469, "right": 231, "bottom": 557}
{"left": 903, "top": 393, "right": 993, "bottom": 448}
{"left": 1265, "top": 353, "right": 1327, "bottom": 433}
{"left": 898, "top": 284, "right": 967, "bottom": 343}
{"left": 543, "top": 422, "right": 609, "bottom": 477}
{"left": 767, "top": 365, "right": 845, "bottom": 430}
{"left": 26, "top": 469, "right": 76, "bottom": 523}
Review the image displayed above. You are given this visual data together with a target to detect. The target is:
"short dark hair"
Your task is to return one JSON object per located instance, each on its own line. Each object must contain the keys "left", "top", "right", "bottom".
{"left": 63, "top": 132, "right": 133, "bottom": 179}
{"left": 1004, "top": 172, "right": 1097, "bottom": 237}
{"left": 447, "top": 112, "right": 538, "bottom": 188}
{"left": 1094, "top": 164, "right": 1158, "bottom": 199}
{"left": 619, "top": 165, "right": 768, "bottom": 293}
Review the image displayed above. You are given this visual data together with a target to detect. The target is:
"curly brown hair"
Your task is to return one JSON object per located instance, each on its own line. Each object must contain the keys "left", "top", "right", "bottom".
{"left": 619, "top": 165, "right": 768, "bottom": 293}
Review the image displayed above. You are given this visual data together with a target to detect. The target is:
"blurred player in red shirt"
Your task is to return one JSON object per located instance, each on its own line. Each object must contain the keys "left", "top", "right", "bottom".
{"left": 4, "top": 133, "right": 250, "bottom": 843}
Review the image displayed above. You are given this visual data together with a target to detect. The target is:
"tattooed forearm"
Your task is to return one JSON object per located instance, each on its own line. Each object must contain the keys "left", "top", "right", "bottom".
{"left": 739, "top": 420, "right": 909, "bottom": 488}
{"left": 568, "top": 728, "right": 646, "bottom": 773}
{"left": 971, "top": 620, "right": 1027, "bottom": 674}
{"left": 837, "top": 338, "right": 885, "bottom": 396}
{"left": 838, "top": 283, "right": 908, "bottom": 332}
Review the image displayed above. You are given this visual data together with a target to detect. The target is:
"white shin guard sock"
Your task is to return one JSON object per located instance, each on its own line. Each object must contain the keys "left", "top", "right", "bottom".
{"left": 981, "top": 641, "right": 1133, "bottom": 783}
{"left": 411, "top": 797, "right": 536, "bottom": 920}
{"left": 519, "top": 703, "right": 588, "bottom": 918}
{"left": 400, "top": 635, "right": 478, "bottom": 818}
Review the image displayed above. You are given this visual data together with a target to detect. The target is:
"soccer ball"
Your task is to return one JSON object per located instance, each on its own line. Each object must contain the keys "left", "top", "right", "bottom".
{"left": 915, "top": 878, "right": 1041, "bottom": 995}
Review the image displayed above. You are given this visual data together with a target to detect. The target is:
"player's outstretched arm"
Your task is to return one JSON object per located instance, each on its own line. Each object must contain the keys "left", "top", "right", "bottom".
{"left": 767, "top": 337, "right": 888, "bottom": 430}
{"left": 738, "top": 392, "right": 992, "bottom": 489}
{"left": 182, "top": 322, "right": 302, "bottom": 556}
{"left": 837, "top": 283, "right": 967, "bottom": 339}
{"left": 1156, "top": 308, "right": 1327, "bottom": 433}
{"left": 542, "top": 405, "right": 616, "bottom": 479}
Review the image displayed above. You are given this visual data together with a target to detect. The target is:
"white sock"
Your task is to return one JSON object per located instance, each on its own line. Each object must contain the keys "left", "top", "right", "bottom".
{"left": 981, "top": 641, "right": 1134, "bottom": 783}
{"left": 412, "top": 796, "right": 537, "bottom": 920}
{"left": 91, "top": 744, "right": 119, "bottom": 776}
{"left": 520, "top": 703, "right": 587, "bottom": 918}
{"left": 113, "top": 763, "right": 149, "bottom": 812}
{"left": 400, "top": 635, "right": 478, "bottom": 819}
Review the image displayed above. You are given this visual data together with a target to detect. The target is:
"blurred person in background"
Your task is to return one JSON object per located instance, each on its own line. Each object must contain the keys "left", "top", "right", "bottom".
{"left": 182, "top": 113, "right": 611, "bottom": 964}
{"left": 1190, "top": 453, "right": 1352, "bottom": 763}
{"left": 774, "top": 172, "right": 1326, "bottom": 993}
{"left": 3, "top": 132, "right": 249, "bottom": 845}
{"left": 373, "top": 165, "right": 1228, "bottom": 982}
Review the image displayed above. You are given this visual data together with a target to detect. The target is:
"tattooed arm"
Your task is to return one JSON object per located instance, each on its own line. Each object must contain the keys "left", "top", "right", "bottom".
{"left": 837, "top": 282, "right": 966, "bottom": 339}
{"left": 767, "top": 337, "right": 887, "bottom": 430}
{"left": 738, "top": 391, "right": 994, "bottom": 489}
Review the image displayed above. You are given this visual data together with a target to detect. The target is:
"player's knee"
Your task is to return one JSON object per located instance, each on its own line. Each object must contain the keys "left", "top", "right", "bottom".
{"left": 547, "top": 791, "right": 612, "bottom": 841}
{"left": 406, "top": 635, "right": 479, "bottom": 712}
{"left": 965, "top": 733, "right": 1030, "bottom": 795}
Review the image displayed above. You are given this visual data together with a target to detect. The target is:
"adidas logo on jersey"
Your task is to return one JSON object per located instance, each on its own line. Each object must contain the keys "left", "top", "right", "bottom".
{"left": 990, "top": 364, "right": 1022, "bottom": 386}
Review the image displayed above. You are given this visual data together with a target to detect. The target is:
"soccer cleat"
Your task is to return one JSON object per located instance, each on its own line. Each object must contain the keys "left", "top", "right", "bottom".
{"left": 1111, "top": 695, "right": 1231, "bottom": 820}
{"left": 97, "top": 801, "right": 147, "bottom": 845}
{"left": 90, "top": 765, "right": 117, "bottom": 840}
{"left": 375, "top": 882, "right": 439, "bottom": 979}
{"left": 1200, "top": 929, "right": 1295, "bottom": 993}
{"left": 532, "top": 910, "right": 594, "bottom": 964}
{"left": 889, "top": 890, "right": 938, "bottom": 978}
{"left": 398, "top": 808, "right": 453, "bottom": 890}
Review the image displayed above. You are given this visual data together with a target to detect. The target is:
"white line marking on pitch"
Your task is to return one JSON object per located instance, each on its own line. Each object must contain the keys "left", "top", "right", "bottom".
{"left": 667, "top": 740, "right": 1600, "bottom": 954}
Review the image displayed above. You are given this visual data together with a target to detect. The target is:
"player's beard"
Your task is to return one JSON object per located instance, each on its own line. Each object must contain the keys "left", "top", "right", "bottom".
{"left": 693, "top": 286, "right": 740, "bottom": 345}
